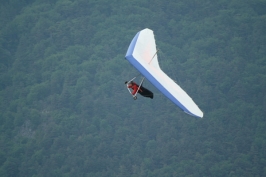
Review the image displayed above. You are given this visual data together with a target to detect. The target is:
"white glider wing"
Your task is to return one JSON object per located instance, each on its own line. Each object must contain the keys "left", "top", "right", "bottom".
{"left": 125, "top": 28, "right": 203, "bottom": 118}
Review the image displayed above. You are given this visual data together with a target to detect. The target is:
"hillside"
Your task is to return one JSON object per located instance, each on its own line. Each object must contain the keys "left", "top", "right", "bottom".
{"left": 0, "top": 0, "right": 266, "bottom": 176}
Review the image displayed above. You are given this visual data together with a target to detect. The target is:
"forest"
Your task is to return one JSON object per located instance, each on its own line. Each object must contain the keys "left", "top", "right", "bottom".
{"left": 0, "top": 0, "right": 266, "bottom": 176}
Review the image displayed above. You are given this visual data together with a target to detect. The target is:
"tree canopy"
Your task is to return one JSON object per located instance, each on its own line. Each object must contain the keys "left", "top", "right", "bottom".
{"left": 0, "top": 0, "right": 266, "bottom": 176}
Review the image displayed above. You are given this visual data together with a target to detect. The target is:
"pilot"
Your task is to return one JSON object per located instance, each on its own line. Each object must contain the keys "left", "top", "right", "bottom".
{"left": 125, "top": 81, "right": 141, "bottom": 95}
{"left": 125, "top": 81, "right": 153, "bottom": 99}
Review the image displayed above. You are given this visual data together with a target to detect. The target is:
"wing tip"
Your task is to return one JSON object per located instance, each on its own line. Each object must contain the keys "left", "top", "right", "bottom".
{"left": 184, "top": 110, "right": 204, "bottom": 118}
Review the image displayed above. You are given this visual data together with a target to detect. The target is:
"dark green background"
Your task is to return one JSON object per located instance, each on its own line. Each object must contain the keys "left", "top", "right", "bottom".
{"left": 1, "top": 0, "right": 266, "bottom": 176}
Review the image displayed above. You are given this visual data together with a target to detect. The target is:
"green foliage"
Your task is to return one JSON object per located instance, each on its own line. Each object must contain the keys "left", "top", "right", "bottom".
{"left": 0, "top": 0, "right": 266, "bottom": 176}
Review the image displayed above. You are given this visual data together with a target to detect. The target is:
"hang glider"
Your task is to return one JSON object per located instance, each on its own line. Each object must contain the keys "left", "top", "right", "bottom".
{"left": 125, "top": 28, "right": 203, "bottom": 118}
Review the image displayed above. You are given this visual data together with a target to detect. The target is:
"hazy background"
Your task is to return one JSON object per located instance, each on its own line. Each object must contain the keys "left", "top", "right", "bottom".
{"left": 0, "top": 0, "right": 266, "bottom": 176}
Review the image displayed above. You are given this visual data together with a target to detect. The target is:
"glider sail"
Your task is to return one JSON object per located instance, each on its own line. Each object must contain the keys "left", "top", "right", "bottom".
{"left": 125, "top": 28, "right": 203, "bottom": 118}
